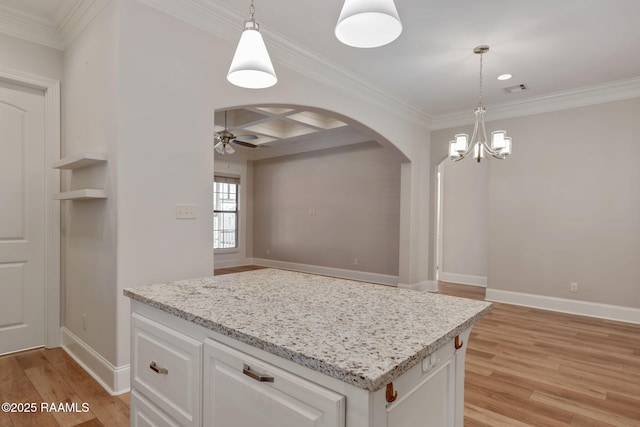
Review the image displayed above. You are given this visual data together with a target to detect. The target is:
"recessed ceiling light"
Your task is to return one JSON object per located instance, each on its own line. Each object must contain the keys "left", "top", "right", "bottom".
{"left": 497, "top": 73, "right": 513, "bottom": 81}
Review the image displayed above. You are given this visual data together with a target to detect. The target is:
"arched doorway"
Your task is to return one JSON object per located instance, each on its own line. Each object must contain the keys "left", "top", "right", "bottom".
{"left": 213, "top": 104, "right": 410, "bottom": 285}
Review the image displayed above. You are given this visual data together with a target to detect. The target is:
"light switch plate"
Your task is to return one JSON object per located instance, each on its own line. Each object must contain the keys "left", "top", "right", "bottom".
{"left": 176, "top": 204, "right": 197, "bottom": 219}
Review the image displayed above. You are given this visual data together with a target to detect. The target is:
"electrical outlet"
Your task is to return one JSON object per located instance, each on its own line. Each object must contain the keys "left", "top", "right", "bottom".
{"left": 570, "top": 282, "right": 578, "bottom": 293}
{"left": 176, "top": 204, "right": 197, "bottom": 219}
{"left": 353, "top": 258, "right": 359, "bottom": 265}
{"left": 82, "top": 313, "right": 87, "bottom": 331}
{"left": 266, "top": 249, "right": 270, "bottom": 256}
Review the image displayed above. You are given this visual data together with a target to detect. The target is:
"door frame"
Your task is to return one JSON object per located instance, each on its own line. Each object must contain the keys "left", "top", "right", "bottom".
{"left": 435, "top": 159, "right": 446, "bottom": 282}
{"left": 0, "top": 66, "right": 61, "bottom": 349}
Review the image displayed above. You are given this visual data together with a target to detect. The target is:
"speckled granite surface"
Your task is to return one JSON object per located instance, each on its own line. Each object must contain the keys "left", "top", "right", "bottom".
{"left": 124, "top": 268, "right": 491, "bottom": 392}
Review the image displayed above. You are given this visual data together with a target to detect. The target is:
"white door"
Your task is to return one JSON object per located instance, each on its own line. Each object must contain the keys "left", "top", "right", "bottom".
{"left": 0, "top": 79, "right": 46, "bottom": 355}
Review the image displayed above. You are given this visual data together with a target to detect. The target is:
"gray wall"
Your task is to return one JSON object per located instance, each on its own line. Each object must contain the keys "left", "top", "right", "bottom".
{"left": 431, "top": 98, "right": 640, "bottom": 308}
{"left": 253, "top": 142, "right": 401, "bottom": 276}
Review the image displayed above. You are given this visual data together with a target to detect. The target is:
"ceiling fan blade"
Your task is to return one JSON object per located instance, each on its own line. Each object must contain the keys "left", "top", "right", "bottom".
{"left": 233, "top": 134, "right": 258, "bottom": 141}
{"left": 232, "top": 140, "right": 258, "bottom": 148}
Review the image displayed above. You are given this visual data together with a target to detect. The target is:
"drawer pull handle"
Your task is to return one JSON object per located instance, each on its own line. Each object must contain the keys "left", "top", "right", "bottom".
{"left": 149, "top": 361, "right": 168, "bottom": 375}
{"left": 243, "top": 364, "right": 274, "bottom": 383}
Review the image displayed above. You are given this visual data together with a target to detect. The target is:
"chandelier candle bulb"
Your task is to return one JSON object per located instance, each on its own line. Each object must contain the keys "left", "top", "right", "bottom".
{"left": 491, "top": 130, "right": 506, "bottom": 150}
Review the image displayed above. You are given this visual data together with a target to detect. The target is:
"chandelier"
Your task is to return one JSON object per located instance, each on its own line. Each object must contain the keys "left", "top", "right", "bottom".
{"left": 227, "top": 0, "right": 277, "bottom": 89}
{"left": 449, "top": 45, "right": 512, "bottom": 162}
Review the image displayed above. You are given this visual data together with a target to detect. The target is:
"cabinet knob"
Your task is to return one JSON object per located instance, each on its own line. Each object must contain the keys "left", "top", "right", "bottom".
{"left": 149, "top": 361, "right": 168, "bottom": 375}
{"left": 243, "top": 364, "right": 274, "bottom": 383}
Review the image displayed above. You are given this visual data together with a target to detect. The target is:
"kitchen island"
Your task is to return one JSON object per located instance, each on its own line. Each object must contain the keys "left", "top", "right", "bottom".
{"left": 124, "top": 268, "right": 491, "bottom": 427}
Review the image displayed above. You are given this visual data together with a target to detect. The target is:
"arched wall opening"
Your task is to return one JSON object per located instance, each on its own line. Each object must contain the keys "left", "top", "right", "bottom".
{"left": 212, "top": 104, "right": 409, "bottom": 285}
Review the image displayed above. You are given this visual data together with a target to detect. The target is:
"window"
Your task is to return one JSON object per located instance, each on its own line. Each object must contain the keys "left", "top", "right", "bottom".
{"left": 213, "top": 176, "right": 239, "bottom": 249}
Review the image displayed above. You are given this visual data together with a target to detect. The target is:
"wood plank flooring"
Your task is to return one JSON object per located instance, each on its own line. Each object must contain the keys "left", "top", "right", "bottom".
{"left": 0, "top": 348, "right": 129, "bottom": 427}
{"left": 436, "top": 282, "right": 640, "bottom": 427}
{"left": 1, "top": 270, "right": 637, "bottom": 426}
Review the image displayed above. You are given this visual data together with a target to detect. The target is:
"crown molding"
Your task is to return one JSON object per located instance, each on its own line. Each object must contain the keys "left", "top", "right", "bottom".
{"left": 0, "top": 0, "right": 109, "bottom": 51}
{"left": 0, "top": 3, "right": 63, "bottom": 49}
{"left": 136, "top": 0, "right": 432, "bottom": 129}
{"left": 431, "top": 76, "right": 640, "bottom": 130}
{"left": 59, "top": 0, "right": 110, "bottom": 49}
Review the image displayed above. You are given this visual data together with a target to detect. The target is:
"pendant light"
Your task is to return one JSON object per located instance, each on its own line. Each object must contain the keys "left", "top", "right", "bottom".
{"left": 227, "top": 0, "right": 277, "bottom": 89}
{"left": 335, "top": 0, "right": 402, "bottom": 48}
{"left": 449, "top": 45, "right": 513, "bottom": 163}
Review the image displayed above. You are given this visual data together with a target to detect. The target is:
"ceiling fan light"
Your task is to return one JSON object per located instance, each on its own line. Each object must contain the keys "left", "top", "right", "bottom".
{"left": 335, "top": 0, "right": 402, "bottom": 48}
{"left": 225, "top": 144, "right": 236, "bottom": 154}
{"left": 227, "top": 20, "right": 277, "bottom": 89}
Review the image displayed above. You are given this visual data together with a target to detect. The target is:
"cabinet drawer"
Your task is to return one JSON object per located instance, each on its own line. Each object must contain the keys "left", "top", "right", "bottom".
{"left": 131, "top": 313, "right": 202, "bottom": 427}
{"left": 131, "top": 390, "right": 181, "bottom": 427}
{"left": 203, "top": 338, "right": 345, "bottom": 427}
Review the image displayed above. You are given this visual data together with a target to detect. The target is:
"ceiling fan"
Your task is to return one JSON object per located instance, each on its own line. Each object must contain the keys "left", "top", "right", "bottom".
{"left": 214, "top": 110, "right": 259, "bottom": 155}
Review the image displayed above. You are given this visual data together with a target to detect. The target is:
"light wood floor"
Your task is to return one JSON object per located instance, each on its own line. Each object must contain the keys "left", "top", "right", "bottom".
{"left": 0, "top": 347, "right": 129, "bottom": 427}
{"left": 438, "top": 282, "right": 640, "bottom": 427}
{"left": 1, "top": 270, "right": 638, "bottom": 426}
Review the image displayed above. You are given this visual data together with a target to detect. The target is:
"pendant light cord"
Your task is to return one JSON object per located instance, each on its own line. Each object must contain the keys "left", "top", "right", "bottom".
{"left": 249, "top": 0, "right": 255, "bottom": 20}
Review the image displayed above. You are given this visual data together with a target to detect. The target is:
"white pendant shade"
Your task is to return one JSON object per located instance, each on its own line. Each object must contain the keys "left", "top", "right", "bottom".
{"left": 335, "top": 0, "right": 402, "bottom": 48}
{"left": 227, "top": 21, "right": 277, "bottom": 89}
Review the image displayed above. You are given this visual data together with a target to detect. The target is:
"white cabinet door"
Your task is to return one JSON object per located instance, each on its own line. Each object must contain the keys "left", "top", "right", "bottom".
{"left": 131, "top": 313, "right": 202, "bottom": 427}
{"left": 203, "top": 338, "right": 345, "bottom": 427}
{"left": 386, "top": 353, "right": 457, "bottom": 427}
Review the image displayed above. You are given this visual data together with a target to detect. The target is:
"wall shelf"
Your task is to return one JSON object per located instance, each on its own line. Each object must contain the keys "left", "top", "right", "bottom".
{"left": 53, "top": 152, "right": 107, "bottom": 170}
{"left": 54, "top": 189, "right": 107, "bottom": 200}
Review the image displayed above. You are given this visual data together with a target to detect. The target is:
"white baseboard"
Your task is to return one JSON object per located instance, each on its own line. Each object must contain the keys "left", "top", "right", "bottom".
{"left": 438, "top": 272, "right": 487, "bottom": 287}
{"left": 249, "top": 258, "right": 399, "bottom": 286}
{"left": 60, "top": 327, "right": 130, "bottom": 395}
{"left": 398, "top": 280, "right": 438, "bottom": 292}
{"left": 486, "top": 289, "right": 640, "bottom": 325}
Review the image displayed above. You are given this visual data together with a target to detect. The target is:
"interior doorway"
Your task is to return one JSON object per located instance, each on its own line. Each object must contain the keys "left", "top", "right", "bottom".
{"left": 0, "top": 69, "right": 61, "bottom": 355}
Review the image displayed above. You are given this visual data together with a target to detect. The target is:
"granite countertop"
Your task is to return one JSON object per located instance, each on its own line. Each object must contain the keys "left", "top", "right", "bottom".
{"left": 124, "top": 268, "right": 492, "bottom": 392}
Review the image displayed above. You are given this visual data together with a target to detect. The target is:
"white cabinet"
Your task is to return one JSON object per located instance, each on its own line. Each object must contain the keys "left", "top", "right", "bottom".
{"left": 203, "top": 338, "right": 345, "bottom": 427}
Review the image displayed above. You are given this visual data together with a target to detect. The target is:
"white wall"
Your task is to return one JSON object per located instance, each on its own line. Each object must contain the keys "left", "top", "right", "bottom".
{"left": 62, "top": 0, "right": 118, "bottom": 366}
{"left": 431, "top": 98, "right": 640, "bottom": 312}
{"left": 0, "top": 32, "right": 63, "bottom": 80}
